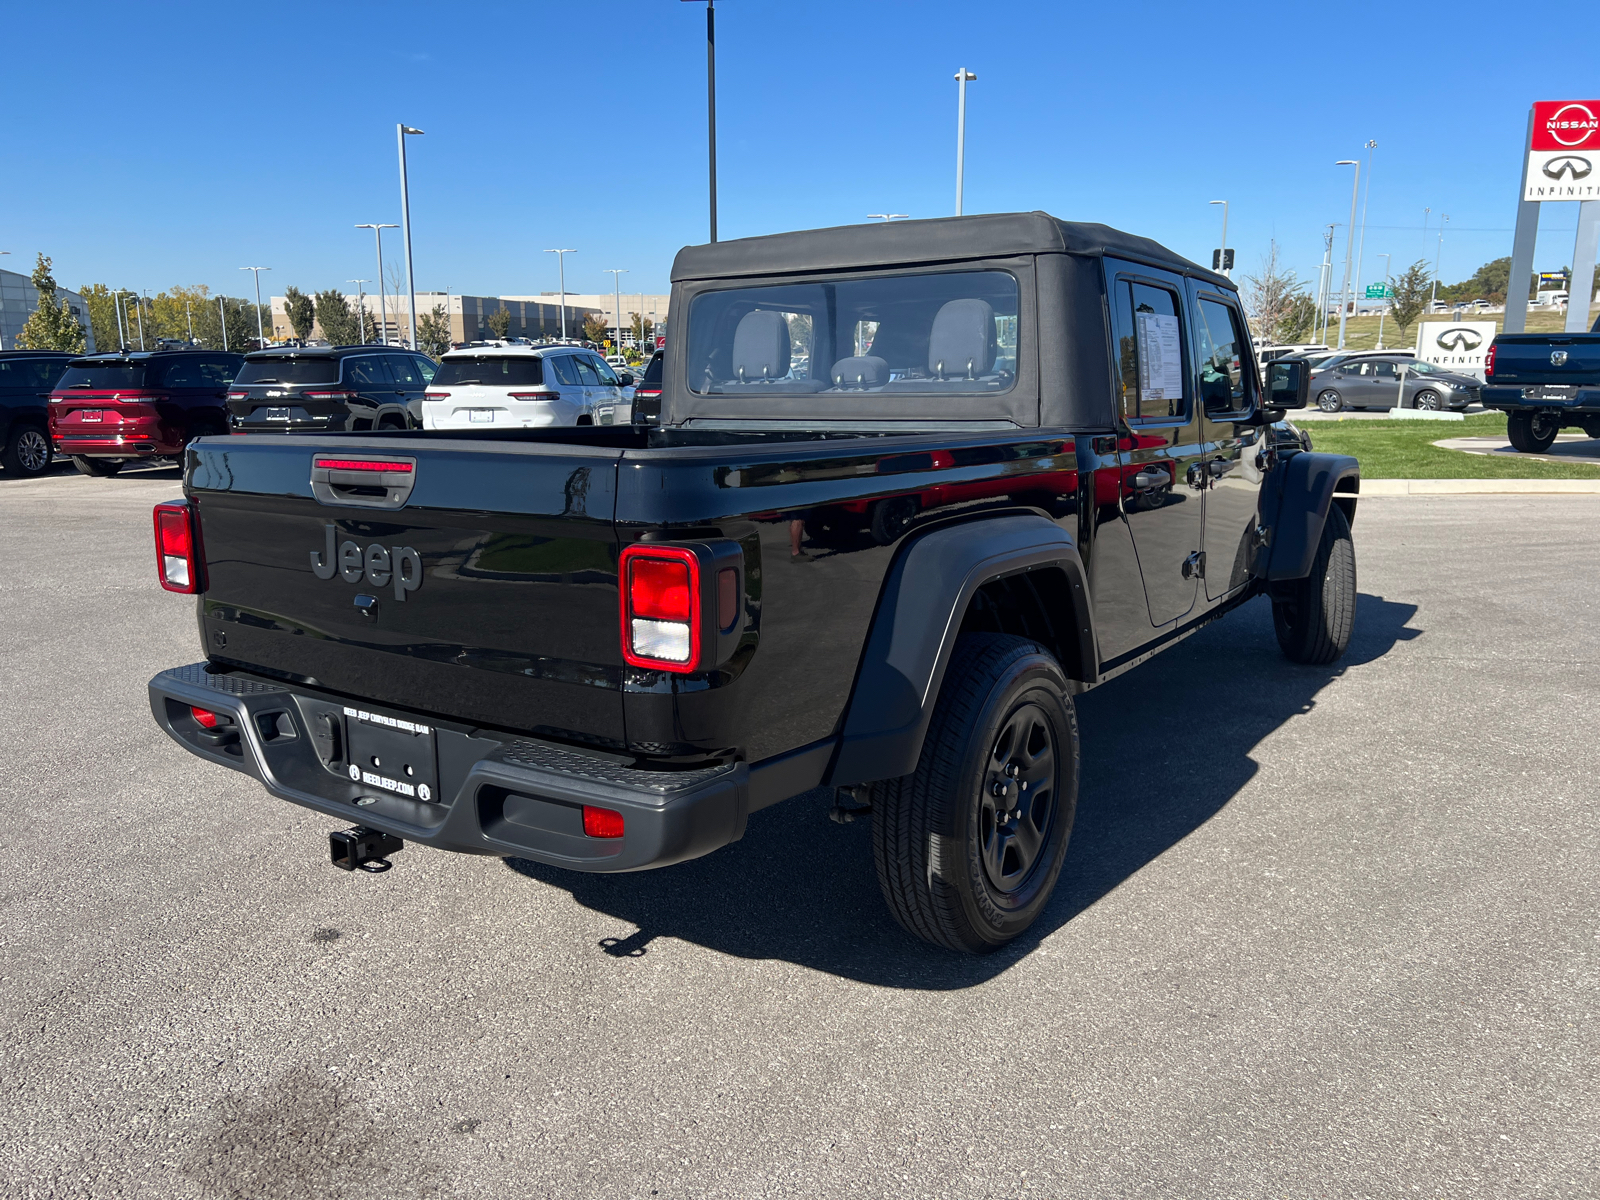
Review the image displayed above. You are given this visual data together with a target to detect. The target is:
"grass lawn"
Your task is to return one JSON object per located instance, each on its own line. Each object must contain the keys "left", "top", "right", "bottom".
{"left": 1319, "top": 303, "right": 1598, "bottom": 352}
{"left": 1296, "top": 411, "right": 1600, "bottom": 479}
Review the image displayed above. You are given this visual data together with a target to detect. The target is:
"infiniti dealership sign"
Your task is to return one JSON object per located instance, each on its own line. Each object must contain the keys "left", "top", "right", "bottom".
{"left": 1415, "top": 321, "right": 1498, "bottom": 376}
{"left": 1525, "top": 99, "right": 1600, "bottom": 201}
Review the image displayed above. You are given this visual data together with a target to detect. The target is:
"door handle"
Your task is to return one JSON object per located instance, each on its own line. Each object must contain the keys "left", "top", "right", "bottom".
{"left": 1186, "top": 462, "right": 1205, "bottom": 489}
{"left": 1132, "top": 468, "right": 1170, "bottom": 489}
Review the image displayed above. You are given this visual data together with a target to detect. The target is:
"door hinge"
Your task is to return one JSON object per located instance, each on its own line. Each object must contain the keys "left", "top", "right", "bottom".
{"left": 1182, "top": 550, "right": 1206, "bottom": 580}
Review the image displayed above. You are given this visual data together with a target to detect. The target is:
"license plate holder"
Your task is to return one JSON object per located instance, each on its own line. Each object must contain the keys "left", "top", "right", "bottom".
{"left": 80, "top": 410, "right": 103, "bottom": 422}
{"left": 468, "top": 409, "right": 494, "bottom": 423}
{"left": 342, "top": 705, "right": 439, "bottom": 803}
{"left": 265, "top": 406, "right": 291, "bottom": 421}
{"left": 1530, "top": 386, "right": 1576, "bottom": 401}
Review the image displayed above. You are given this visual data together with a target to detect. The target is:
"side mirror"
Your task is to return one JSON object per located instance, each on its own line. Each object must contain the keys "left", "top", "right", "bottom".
{"left": 1265, "top": 359, "right": 1310, "bottom": 410}
{"left": 617, "top": 371, "right": 634, "bottom": 387}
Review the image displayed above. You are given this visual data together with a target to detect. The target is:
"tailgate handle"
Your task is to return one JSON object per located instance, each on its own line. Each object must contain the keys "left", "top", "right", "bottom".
{"left": 310, "top": 455, "right": 417, "bottom": 510}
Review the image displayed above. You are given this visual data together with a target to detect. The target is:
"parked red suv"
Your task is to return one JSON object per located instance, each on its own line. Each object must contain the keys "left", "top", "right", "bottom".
{"left": 49, "top": 349, "right": 243, "bottom": 476}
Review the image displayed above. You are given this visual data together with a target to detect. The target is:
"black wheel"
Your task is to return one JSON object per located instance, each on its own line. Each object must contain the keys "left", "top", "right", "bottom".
{"left": 1, "top": 425, "right": 52, "bottom": 477}
{"left": 72, "top": 456, "right": 122, "bottom": 477}
{"left": 377, "top": 414, "right": 407, "bottom": 431}
{"left": 870, "top": 633, "right": 1079, "bottom": 953}
{"left": 1582, "top": 417, "right": 1600, "bottom": 440}
{"left": 868, "top": 495, "right": 919, "bottom": 545}
{"left": 1316, "top": 389, "right": 1343, "bottom": 413}
{"left": 1272, "top": 503, "right": 1355, "bottom": 665}
{"left": 1414, "top": 389, "right": 1441, "bottom": 411}
{"left": 1507, "top": 411, "right": 1559, "bottom": 454}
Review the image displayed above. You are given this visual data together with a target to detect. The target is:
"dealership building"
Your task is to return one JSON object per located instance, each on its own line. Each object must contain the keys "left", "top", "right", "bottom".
{"left": 0, "top": 268, "right": 97, "bottom": 352}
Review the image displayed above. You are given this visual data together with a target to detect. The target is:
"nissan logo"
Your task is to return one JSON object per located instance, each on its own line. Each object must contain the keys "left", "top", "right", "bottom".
{"left": 1435, "top": 327, "right": 1483, "bottom": 352}
{"left": 1542, "top": 155, "right": 1593, "bottom": 181}
{"left": 1552, "top": 350, "right": 1570, "bottom": 367}
{"left": 1547, "top": 102, "right": 1599, "bottom": 147}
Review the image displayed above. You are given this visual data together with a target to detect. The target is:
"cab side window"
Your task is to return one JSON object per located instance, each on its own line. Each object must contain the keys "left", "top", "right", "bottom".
{"left": 1194, "top": 298, "right": 1256, "bottom": 417}
{"left": 1112, "top": 279, "right": 1189, "bottom": 422}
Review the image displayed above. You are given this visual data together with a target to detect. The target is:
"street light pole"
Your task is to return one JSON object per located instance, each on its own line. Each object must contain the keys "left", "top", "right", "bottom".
{"left": 218, "top": 296, "right": 228, "bottom": 351}
{"left": 1375, "top": 253, "right": 1391, "bottom": 349}
{"left": 239, "top": 267, "right": 270, "bottom": 350}
{"left": 1353, "top": 139, "right": 1376, "bottom": 322}
{"left": 954, "top": 68, "right": 977, "bottom": 216}
{"left": 1316, "top": 224, "right": 1337, "bottom": 344}
{"left": 1335, "top": 160, "right": 1360, "bottom": 349}
{"left": 1430, "top": 215, "right": 1449, "bottom": 308}
{"left": 185, "top": 300, "right": 193, "bottom": 343}
{"left": 1208, "top": 200, "right": 1229, "bottom": 277}
{"left": 603, "top": 268, "right": 628, "bottom": 352}
{"left": 398, "top": 124, "right": 424, "bottom": 349}
{"left": 545, "top": 249, "right": 576, "bottom": 341}
{"left": 355, "top": 224, "right": 398, "bottom": 345}
{"left": 348, "top": 280, "right": 370, "bottom": 343}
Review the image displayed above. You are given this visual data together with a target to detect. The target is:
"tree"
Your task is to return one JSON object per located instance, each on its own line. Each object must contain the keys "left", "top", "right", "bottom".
{"left": 629, "top": 311, "right": 656, "bottom": 347}
{"left": 283, "top": 286, "right": 315, "bottom": 341}
{"left": 581, "top": 310, "right": 609, "bottom": 344}
{"left": 1279, "top": 293, "right": 1319, "bottom": 344}
{"left": 77, "top": 282, "right": 125, "bottom": 352}
{"left": 315, "top": 289, "right": 361, "bottom": 346}
{"left": 417, "top": 304, "right": 452, "bottom": 360}
{"left": 486, "top": 304, "right": 512, "bottom": 340}
{"left": 1241, "top": 241, "right": 1309, "bottom": 344}
{"left": 1389, "top": 260, "right": 1432, "bottom": 344}
{"left": 16, "top": 254, "right": 87, "bottom": 353}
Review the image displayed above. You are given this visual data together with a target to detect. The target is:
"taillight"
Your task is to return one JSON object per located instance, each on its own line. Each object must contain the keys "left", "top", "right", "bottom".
{"left": 582, "top": 805, "right": 625, "bottom": 838}
{"left": 635, "top": 386, "right": 663, "bottom": 397}
{"left": 303, "top": 390, "right": 358, "bottom": 401}
{"left": 619, "top": 544, "right": 700, "bottom": 671}
{"left": 1484, "top": 344, "right": 1497, "bottom": 378}
{"left": 312, "top": 457, "right": 413, "bottom": 473}
{"left": 153, "top": 500, "right": 202, "bottom": 594}
{"left": 507, "top": 391, "right": 561, "bottom": 402}
{"left": 228, "top": 391, "right": 248, "bottom": 400}
{"left": 424, "top": 390, "right": 450, "bottom": 400}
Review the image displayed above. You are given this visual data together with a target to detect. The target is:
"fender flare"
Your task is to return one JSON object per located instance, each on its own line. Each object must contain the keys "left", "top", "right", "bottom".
{"left": 1259, "top": 451, "right": 1360, "bottom": 582}
{"left": 828, "top": 513, "right": 1094, "bottom": 787}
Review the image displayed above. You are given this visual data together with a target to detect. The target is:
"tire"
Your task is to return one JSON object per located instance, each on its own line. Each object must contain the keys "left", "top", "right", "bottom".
{"left": 1414, "top": 389, "right": 1441, "bottom": 411}
{"left": 1316, "top": 390, "right": 1343, "bottom": 413}
{"left": 1582, "top": 417, "right": 1600, "bottom": 440}
{"left": 870, "top": 634, "right": 1079, "bottom": 953}
{"left": 1, "top": 425, "right": 52, "bottom": 477}
{"left": 1507, "top": 411, "right": 1559, "bottom": 454}
{"left": 868, "top": 495, "right": 919, "bottom": 545}
{"left": 1272, "top": 502, "right": 1356, "bottom": 665}
{"left": 377, "top": 414, "right": 407, "bottom": 431}
{"left": 72, "top": 456, "right": 122, "bottom": 477}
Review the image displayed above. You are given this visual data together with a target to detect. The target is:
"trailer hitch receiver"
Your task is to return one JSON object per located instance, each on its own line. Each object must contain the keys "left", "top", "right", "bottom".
{"left": 330, "top": 826, "right": 404, "bottom": 873}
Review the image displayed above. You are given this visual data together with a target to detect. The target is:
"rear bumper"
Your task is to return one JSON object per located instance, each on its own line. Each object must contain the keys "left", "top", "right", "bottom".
{"left": 53, "top": 415, "right": 181, "bottom": 456}
{"left": 148, "top": 663, "right": 749, "bottom": 873}
{"left": 1482, "top": 385, "right": 1600, "bottom": 412}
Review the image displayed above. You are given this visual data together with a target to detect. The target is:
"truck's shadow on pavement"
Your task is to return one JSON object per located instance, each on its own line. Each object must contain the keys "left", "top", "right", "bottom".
{"left": 506, "top": 592, "right": 1420, "bottom": 988}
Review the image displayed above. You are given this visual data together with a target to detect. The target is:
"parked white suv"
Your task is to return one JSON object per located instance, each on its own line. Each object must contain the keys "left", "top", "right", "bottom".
{"left": 422, "top": 345, "right": 632, "bottom": 430}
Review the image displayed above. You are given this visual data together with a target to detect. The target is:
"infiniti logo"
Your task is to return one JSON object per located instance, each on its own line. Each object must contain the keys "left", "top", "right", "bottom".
{"left": 1542, "top": 155, "right": 1593, "bottom": 181}
{"left": 1552, "top": 350, "right": 1569, "bottom": 367}
{"left": 1435, "top": 327, "right": 1483, "bottom": 352}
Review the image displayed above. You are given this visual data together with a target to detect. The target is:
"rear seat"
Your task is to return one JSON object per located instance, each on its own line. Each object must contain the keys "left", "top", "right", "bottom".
{"left": 707, "top": 310, "right": 828, "bottom": 393}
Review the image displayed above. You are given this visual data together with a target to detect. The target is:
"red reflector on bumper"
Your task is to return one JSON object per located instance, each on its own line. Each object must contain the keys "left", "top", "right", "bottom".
{"left": 582, "top": 805, "right": 625, "bottom": 838}
{"left": 190, "top": 706, "right": 220, "bottom": 729}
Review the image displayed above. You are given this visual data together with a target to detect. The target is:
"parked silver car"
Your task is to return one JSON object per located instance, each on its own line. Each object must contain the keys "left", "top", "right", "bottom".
{"left": 1311, "top": 356, "right": 1481, "bottom": 412}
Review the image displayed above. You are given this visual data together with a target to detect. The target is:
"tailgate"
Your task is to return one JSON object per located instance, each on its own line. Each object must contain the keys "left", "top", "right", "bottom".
{"left": 188, "top": 435, "right": 626, "bottom": 745}
{"left": 1491, "top": 335, "right": 1600, "bottom": 383}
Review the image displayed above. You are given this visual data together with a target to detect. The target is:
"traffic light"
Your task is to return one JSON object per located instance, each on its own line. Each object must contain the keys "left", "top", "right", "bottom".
{"left": 1212, "top": 249, "right": 1235, "bottom": 271}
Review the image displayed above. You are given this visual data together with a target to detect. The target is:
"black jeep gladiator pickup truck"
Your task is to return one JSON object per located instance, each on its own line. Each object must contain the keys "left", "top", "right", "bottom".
{"left": 1481, "top": 312, "right": 1600, "bottom": 452}
{"left": 148, "top": 213, "right": 1358, "bottom": 952}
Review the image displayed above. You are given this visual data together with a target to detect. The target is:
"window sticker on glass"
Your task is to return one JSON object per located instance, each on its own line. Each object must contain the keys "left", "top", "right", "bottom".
{"left": 1136, "top": 311, "right": 1183, "bottom": 403}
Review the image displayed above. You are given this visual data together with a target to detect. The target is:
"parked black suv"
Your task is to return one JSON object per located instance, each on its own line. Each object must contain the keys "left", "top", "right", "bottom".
{"left": 631, "top": 348, "right": 663, "bottom": 425}
{"left": 228, "top": 347, "right": 438, "bottom": 434}
{"left": 0, "top": 350, "right": 73, "bottom": 477}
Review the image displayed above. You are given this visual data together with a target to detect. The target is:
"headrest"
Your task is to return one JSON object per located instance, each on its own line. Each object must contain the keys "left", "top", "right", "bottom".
{"left": 730, "top": 310, "right": 791, "bottom": 382}
{"left": 927, "top": 298, "right": 996, "bottom": 380}
{"left": 830, "top": 356, "right": 889, "bottom": 389}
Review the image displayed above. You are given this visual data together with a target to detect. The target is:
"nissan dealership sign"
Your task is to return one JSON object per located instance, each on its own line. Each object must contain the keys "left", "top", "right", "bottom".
{"left": 1525, "top": 99, "right": 1600, "bottom": 201}
{"left": 1416, "top": 321, "right": 1498, "bottom": 377}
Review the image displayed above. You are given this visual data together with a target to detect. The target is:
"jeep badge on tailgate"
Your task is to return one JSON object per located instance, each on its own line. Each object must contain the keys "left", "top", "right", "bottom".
{"left": 310, "top": 524, "right": 422, "bottom": 601}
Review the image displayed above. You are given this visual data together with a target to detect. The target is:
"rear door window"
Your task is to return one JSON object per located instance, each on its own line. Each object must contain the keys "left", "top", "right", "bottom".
{"left": 1110, "top": 279, "right": 1189, "bottom": 422}
{"left": 546, "top": 354, "right": 582, "bottom": 388}
{"left": 572, "top": 357, "right": 602, "bottom": 386}
{"left": 159, "top": 358, "right": 206, "bottom": 388}
{"left": 0, "top": 358, "right": 65, "bottom": 390}
{"left": 198, "top": 358, "right": 240, "bottom": 388}
{"left": 342, "top": 356, "right": 393, "bottom": 388}
{"left": 384, "top": 354, "right": 422, "bottom": 386}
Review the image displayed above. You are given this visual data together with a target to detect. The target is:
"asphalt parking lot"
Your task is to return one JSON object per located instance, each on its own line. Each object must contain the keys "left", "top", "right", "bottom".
{"left": 2, "top": 469, "right": 1596, "bottom": 1199}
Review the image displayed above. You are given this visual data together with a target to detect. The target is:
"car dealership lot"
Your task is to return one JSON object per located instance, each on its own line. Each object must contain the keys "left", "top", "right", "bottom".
{"left": 1, "top": 476, "right": 1596, "bottom": 1199}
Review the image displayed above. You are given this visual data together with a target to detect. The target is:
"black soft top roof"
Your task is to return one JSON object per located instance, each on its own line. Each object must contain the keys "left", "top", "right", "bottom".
{"left": 671, "top": 210, "right": 1233, "bottom": 290}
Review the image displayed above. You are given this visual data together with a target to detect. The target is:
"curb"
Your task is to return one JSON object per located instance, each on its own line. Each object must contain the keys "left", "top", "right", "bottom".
{"left": 1361, "top": 479, "right": 1600, "bottom": 495}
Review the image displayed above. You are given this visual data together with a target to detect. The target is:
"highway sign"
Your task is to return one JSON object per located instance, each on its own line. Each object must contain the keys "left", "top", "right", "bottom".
{"left": 1365, "top": 283, "right": 1393, "bottom": 299}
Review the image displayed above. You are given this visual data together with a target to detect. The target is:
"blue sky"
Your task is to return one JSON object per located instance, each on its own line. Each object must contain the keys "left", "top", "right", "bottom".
{"left": 2, "top": 0, "right": 1592, "bottom": 303}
